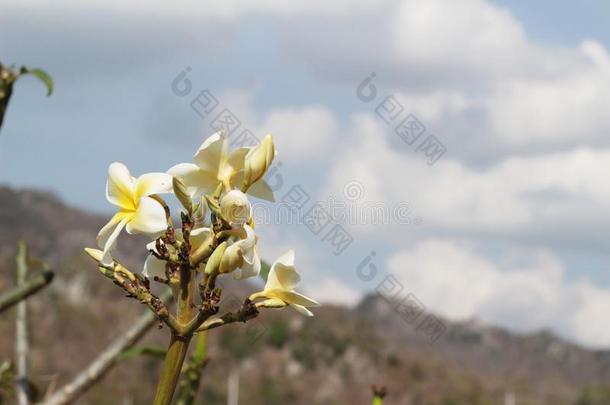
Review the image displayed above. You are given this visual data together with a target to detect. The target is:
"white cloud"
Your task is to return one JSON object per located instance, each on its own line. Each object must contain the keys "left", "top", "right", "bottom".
{"left": 322, "top": 114, "right": 610, "bottom": 242}
{"left": 257, "top": 107, "right": 337, "bottom": 163}
{"left": 388, "top": 239, "right": 610, "bottom": 348}
{"left": 209, "top": 88, "right": 338, "bottom": 162}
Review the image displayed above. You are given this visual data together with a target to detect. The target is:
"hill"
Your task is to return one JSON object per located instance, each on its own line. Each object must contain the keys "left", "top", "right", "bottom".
{"left": 0, "top": 185, "right": 609, "bottom": 404}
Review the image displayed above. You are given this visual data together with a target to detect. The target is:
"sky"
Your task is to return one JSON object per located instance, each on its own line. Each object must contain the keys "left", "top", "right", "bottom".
{"left": 2, "top": 0, "right": 610, "bottom": 348}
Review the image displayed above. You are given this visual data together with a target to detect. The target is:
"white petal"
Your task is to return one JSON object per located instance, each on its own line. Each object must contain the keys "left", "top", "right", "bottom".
{"left": 168, "top": 163, "right": 218, "bottom": 199}
{"left": 193, "top": 131, "right": 227, "bottom": 175}
{"left": 97, "top": 211, "right": 130, "bottom": 249}
{"left": 291, "top": 304, "right": 314, "bottom": 317}
{"left": 99, "top": 215, "right": 129, "bottom": 266}
{"left": 233, "top": 246, "right": 260, "bottom": 280}
{"left": 142, "top": 254, "right": 167, "bottom": 280}
{"left": 125, "top": 196, "right": 167, "bottom": 235}
{"left": 247, "top": 179, "right": 275, "bottom": 202}
{"left": 269, "top": 290, "right": 319, "bottom": 307}
{"left": 106, "top": 162, "right": 136, "bottom": 210}
{"left": 265, "top": 250, "right": 299, "bottom": 291}
{"left": 135, "top": 172, "right": 173, "bottom": 198}
{"left": 222, "top": 147, "right": 249, "bottom": 180}
{"left": 145, "top": 239, "right": 158, "bottom": 254}
{"left": 190, "top": 227, "right": 211, "bottom": 250}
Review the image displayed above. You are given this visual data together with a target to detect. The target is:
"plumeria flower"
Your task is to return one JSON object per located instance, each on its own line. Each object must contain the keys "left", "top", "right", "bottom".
{"left": 142, "top": 227, "right": 211, "bottom": 280}
{"left": 168, "top": 131, "right": 275, "bottom": 201}
{"left": 220, "top": 225, "right": 261, "bottom": 280}
{"left": 249, "top": 250, "right": 319, "bottom": 316}
{"left": 97, "top": 162, "right": 172, "bottom": 265}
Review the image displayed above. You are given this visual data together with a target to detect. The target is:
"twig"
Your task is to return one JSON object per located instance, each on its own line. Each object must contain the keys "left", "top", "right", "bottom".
{"left": 16, "top": 242, "right": 30, "bottom": 405}
{"left": 39, "top": 290, "right": 172, "bottom": 405}
{"left": 195, "top": 299, "right": 259, "bottom": 333}
{"left": 0, "top": 271, "right": 54, "bottom": 314}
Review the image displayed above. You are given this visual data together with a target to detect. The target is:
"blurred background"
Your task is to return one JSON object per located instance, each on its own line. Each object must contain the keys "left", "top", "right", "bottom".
{"left": 2, "top": 0, "right": 610, "bottom": 403}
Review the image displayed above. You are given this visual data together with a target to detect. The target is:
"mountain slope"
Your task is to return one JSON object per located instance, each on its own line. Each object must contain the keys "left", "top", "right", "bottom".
{"left": 0, "top": 185, "right": 609, "bottom": 404}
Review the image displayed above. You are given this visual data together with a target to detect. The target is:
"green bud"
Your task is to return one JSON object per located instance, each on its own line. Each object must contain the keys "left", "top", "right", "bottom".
{"left": 204, "top": 242, "right": 227, "bottom": 275}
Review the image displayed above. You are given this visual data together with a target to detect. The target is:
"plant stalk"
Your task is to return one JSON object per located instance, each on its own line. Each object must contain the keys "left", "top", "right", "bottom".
{"left": 152, "top": 263, "right": 196, "bottom": 405}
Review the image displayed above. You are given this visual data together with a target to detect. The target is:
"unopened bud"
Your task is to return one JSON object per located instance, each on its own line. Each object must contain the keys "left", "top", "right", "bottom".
{"left": 219, "top": 243, "right": 244, "bottom": 274}
{"left": 84, "top": 248, "right": 104, "bottom": 263}
{"left": 173, "top": 176, "right": 193, "bottom": 212}
{"left": 220, "top": 190, "right": 251, "bottom": 225}
{"left": 242, "top": 134, "right": 275, "bottom": 191}
{"left": 204, "top": 242, "right": 227, "bottom": 275}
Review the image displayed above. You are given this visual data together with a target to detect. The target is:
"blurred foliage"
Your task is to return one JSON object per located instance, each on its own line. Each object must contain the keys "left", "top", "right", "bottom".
{"left": 118, "top": 345, "right": 167, "bottom": 360}
{"left": 267, "top": 318, "right": 290, "bottom": 348}
{"left": 0, "top": 361, "right": 15, "bottom": 404}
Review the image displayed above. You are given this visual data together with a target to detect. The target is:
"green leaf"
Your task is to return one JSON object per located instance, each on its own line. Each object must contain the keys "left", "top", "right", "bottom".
{"left": 118, "top": 345, "right": 166, "bottom": 360}
{"left": 259, "top": 260, "right": 271, "bottom": 282}
{"left": 24, "top": 68, "right": 54, "bottom": 96}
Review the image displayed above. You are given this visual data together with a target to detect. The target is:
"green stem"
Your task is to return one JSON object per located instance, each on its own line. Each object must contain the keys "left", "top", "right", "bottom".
{"left": 176, "top": 331, "right": 208, "bottom": 405}
{"left": 152, "top": 334, "right": 192, "bottom": 405}
{"left": 153, "top": 263, "right": 196, "bottom": 405}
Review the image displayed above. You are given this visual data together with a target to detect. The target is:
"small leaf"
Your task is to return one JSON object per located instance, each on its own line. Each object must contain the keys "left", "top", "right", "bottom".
{"left": 24, "top": 68, "right": 54, "bottom": 96}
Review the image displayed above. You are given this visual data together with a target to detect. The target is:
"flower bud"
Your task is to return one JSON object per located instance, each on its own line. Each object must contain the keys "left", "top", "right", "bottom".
{"left": 242, "top": 134, "right": 275, "bottom": 191}
{"left": 172, "top": 176, "right": 192, "bottom": 212}
{"left": 219, "top": 243, "right": 244, "bottom": 274}
{"left": 204, "top": 241, "right": 227, "bottom": 275}
{"left": 84, "top": 248, "right": 104, "bottom": 263}
{"left": 220, "top": 190, "right": 251, "bottom": 225}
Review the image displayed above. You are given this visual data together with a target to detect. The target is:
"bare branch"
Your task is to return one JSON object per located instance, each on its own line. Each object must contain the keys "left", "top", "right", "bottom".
{"left": 39, "top": 291, "right": 172, "bottom": 405}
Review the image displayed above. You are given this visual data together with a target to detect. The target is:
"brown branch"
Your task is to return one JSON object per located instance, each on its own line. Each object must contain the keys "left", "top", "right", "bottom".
{"left": 195, "top": 299, "right": 259, "bottom": 333}
{"left": 0, "top": 271, "right": 54, "bottom": 314}
{"left": 39, "top": 291, "right": 172, "bottom": 405}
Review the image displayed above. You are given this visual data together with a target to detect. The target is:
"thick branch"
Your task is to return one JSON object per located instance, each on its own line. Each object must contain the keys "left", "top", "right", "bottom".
{"left": 175, "top": 332, "right": 208, "bottom": 405}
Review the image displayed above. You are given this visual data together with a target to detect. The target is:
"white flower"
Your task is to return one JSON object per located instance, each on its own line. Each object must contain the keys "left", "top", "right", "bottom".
{"left": 250, "top": 250, "right": 319, "bottom": 316}
{"left": 97, "top": 162, "right": 172, "bottom": 265}
{"left": 220, "top": 190, "right": 252, "bottom": 225}
{"left": 168, "top": 131, "right": 275, "bottom": 201}
{"left": 142, "top": 227, "right": 211, "bottom": 280}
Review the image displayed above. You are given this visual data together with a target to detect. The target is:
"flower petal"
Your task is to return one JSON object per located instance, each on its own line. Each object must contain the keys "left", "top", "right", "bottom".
{"left": 142, "top": 254, "right": 167, "bottom": 280}
{"left": 193, "top": 131, "right": 227, "bottom": 175}
{"left": 97, "top": 211, "right": 131, "bottom": 249}
{"left": 271, "top": 290, "right": 320, "bottom": 307}
{"left": 221, "top": 147, "right": 248, "bottom": 180}
{"left": 168, "top": 163, "right": 218, "bottom": 199}
{"left": 106, "top": 162, "right": 136, "bottom": 210}
{"left": 291, "top": 304, "right": 314, "bottom": 317}
{"left": 233, "top": 246, "right": 260, "bottom": 280}
{"left": 247, "top": 179, "right": 275, "bottom": 202}
{"left": 135, "top": 172, "right": 173, "bottom": 199}
{"left": 97, "top": 214, "right": 130, "bottom": 266}
{"left": 190, "top": 227, "right": 211, "bottom": 251}
{"left": 125, "top": 196, "right": 167, "bottom": 235}
{"left": 265, "top": 250, "right": 299, "bottom": 291}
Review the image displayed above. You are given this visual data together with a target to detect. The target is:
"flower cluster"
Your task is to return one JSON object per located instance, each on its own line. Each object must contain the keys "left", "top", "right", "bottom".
{"left": 85, "top": 131, "right": 319, "bottom": 339}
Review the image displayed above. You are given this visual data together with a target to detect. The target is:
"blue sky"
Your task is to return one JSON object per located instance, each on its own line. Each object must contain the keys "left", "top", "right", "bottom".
{"left": 2, "top": 0, "right": 610, "bottom": 348}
